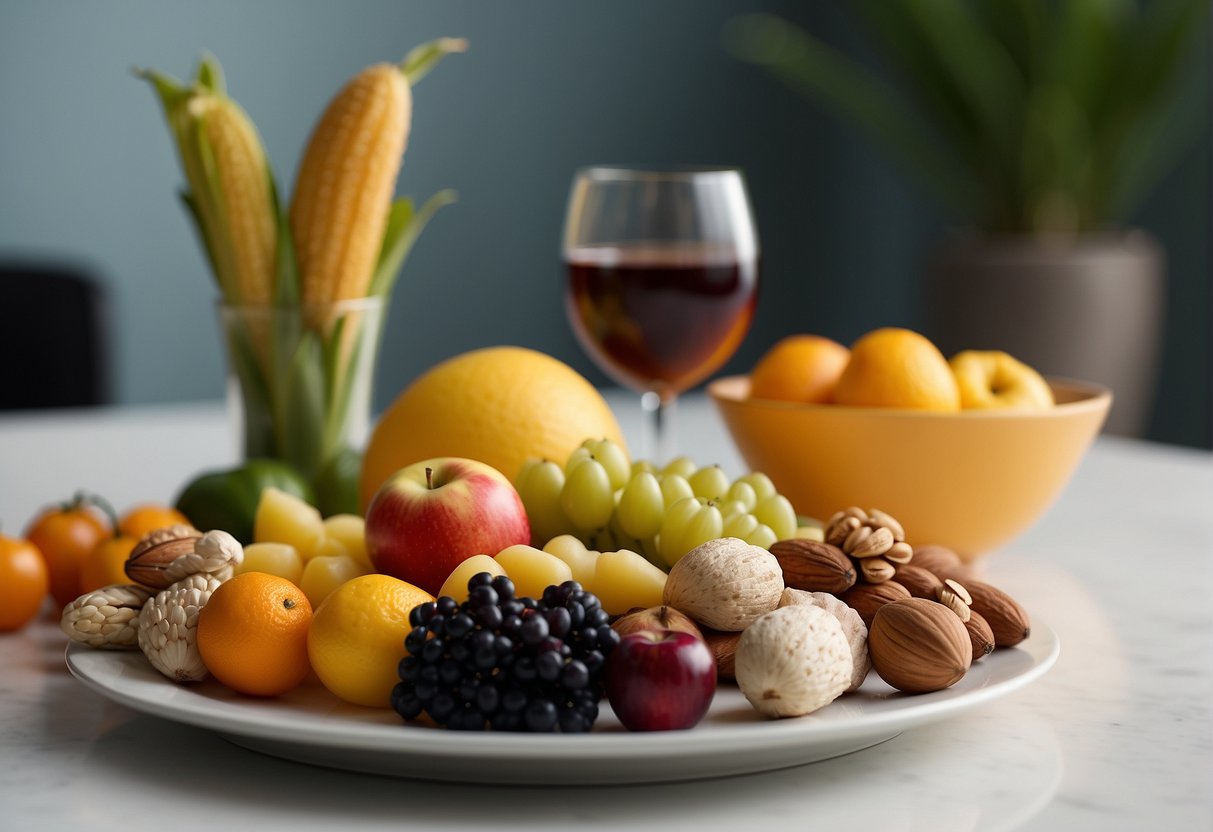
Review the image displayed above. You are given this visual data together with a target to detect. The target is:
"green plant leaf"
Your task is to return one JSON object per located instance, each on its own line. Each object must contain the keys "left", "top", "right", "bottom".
{"left": 852, "top": 0, "right": 980, "bottom": 159}
{"left": 725, "top": 13, "right": 975, "bottom": 219}
{"left": 369, "top": 189, "right": 457, "bottom": 298}
{"left": 270, "top": 178, "right": 299, "bottom": 307}
{"left": 179, "top": 190, "right": 224, "bottom": 292}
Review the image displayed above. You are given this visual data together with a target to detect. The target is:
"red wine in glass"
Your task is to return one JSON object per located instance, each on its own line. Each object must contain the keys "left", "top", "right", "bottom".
{"left": 565, "top": 242, "right": 758, "bottom": 400}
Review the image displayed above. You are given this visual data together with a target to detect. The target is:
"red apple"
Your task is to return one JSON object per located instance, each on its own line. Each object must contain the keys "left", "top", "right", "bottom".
{"left": 365, "top": 457, "right": 530, "bottom": 594}
{"left": 612, "top": 605, "right": 704, "bottom": 642}
{"left": 605, "top": 629, "right": 717, "bottom": 731}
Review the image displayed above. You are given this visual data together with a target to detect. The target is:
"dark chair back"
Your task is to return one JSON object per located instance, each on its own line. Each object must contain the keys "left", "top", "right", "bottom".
{"left": 0, "top": 263, "right": 111, "bottom": 409}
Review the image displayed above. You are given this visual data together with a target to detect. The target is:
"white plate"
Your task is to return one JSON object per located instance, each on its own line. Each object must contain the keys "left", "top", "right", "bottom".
{"left": 66, "top": 622, "right": 1058, "bottom": 785}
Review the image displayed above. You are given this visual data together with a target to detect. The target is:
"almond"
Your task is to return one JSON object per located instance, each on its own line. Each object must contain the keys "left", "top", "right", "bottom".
{"left": 869, "top": 598, "right": 972, "bottom": 694}
{"left": 841, "top": 580, "right": 911, "bottom": 628}
{"left": 124, "top": 525, "right": 203, "bottom": 590}
{"left": 910, "top": 545, "right": 966, "bottom": 580}
{"left": 770, "top": 539, "right": 856, "bottom": 594}
{"left": 965, "top": 580, "right": 1031, "bottom": 647}
{"left": 965, "top": 611, "right": 996, "bottom": 661}
{"left": 701, "top": 627, "right": 742, "bottom": 680}
{"left": 893, "top": 564, "right": 943, "bottom": 599}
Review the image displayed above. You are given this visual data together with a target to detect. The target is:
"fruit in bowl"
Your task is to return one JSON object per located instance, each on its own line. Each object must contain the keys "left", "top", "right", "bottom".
{"left": 711, "top": 331, "right": 1110, "bottom": 558}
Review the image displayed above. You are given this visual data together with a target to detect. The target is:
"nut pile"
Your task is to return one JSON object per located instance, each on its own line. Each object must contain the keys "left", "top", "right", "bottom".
{"left": 61, "top": 525, "right": 244, "bottom": 683}
{"left": 652, "top": 505, "right": 1032, "bottom": 719}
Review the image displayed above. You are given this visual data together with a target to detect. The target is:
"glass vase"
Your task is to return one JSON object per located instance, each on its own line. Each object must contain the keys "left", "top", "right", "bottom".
{"left": 218, "top": 298, "right": 386, "bottom": 490}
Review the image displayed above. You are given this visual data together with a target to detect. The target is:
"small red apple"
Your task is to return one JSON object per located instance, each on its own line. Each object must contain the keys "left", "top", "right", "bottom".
{"left": 605, "top": 629, "right": 717, "bottom": 731}
{"left": 365, "top": 457, "right": 530, "bottom": 594}
{"left": 612, "top": 605, "right": 704, "bottom": 641}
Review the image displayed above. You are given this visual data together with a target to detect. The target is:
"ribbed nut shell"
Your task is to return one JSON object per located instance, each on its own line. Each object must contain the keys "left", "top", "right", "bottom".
{"left": 662, "top": 538, "right": 783, "bottom": 632}
{"left": 60, "top": 584, "right": 152, "bottom": 649}
{"left": 735, "top": 605, "right": 853, "bottom": 718}
{"left": 842, "top": 580, "right": 911, "bottom": 628}
{"left": 869, "top": 598, "right": 972, "bottom": 694}
{"left": 965, "top": 580, "right": 1031, "bottom": 647}
{"left": 137, "top": 574, "right": 222, "bottom": 683}
{"left": 779, "top": 588, "right": 870, "bottom": 692}
{"left": 770, "top": 539, "right": 856, "bottom": 594}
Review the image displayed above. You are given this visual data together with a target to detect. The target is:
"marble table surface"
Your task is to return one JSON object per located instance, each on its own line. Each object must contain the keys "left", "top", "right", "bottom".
{"left": 0, "top": 392, "right": 1210, "bottom": 831}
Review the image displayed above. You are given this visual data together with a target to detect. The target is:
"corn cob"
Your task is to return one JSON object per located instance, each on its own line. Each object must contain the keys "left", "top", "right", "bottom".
{"left": 198, "top": 96, "right": 277, "bottom": 305}
{"left": 139, "top": 63, "right": 278, "bottom": 305}
{"left": 290, "top": 64, "right": 411, "bottom": 305}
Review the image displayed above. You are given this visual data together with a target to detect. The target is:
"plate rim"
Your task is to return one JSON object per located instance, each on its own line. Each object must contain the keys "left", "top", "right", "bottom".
{"left": 65, "top": 619, "right": 1058, "bottom": 766}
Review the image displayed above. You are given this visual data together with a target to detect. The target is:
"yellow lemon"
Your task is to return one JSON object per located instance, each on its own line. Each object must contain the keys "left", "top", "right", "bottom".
{"left": 360, "top": 346, "right": 626, "bottom": 508}
{"left": 832, "top": 328, "right": 961, "bottom": 412}
{"left": 307, "top": 573, "right": 434, "bottom": 708}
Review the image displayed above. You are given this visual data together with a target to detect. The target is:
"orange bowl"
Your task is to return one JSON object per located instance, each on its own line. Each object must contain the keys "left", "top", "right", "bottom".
{"left": 708, "top": 375, "right": 1111, "bottom": 560}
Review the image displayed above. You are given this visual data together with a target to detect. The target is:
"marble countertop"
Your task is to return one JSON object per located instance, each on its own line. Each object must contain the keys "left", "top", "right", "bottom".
{"left": 1, "top": 394, "right": 1210, "bottom": 831}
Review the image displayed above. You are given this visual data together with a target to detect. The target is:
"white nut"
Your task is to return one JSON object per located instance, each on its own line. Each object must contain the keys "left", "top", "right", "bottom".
{"left": 137, "top": 574, "right": 221, "bottom": 683}
{"left": 662, "top": 537, "right": 783, "bottom": 631}
{"left": 164, "top": 529, "right": 244, "bottom": 584}
{"left": 779, "top": 588, "right": 870, "bottom": 692}
{"left": 735, "top": 604, "right": 853, "bottom": 718}
{"left": 60, "top": 584, "right": 152, "bottom": 649}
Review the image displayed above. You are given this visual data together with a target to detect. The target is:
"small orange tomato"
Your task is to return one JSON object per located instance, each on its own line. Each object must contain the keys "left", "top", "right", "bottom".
{"left": 78, "top": 535, "right": 139, "bottom": 596}
{"left": 118, "top": 504, "right": 192, "bottom": 540}
{"left": 25, "top": 494, "right": 114, "bottom": 608}
{"left": 0, "top": 534, "right": 50, "bottom": 631}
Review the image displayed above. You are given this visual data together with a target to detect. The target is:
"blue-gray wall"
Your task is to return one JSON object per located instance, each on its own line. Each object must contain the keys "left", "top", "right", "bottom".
{"left": 1, "top": 1, "right": 1208, "bottom": 447}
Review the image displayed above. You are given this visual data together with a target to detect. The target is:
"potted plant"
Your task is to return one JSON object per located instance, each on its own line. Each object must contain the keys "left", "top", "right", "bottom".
{"left": 728, "top": 1, "right": 1207, "bottom": 436}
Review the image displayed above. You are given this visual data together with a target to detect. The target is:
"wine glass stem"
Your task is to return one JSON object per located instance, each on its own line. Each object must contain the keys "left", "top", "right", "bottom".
{"left": 641, "top": 391, "right": 676, "bottom": 463}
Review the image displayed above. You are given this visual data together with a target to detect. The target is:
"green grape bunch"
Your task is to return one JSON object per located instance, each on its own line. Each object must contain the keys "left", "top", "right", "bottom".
{"left": 514, "top": 438, "right": 799, "bottom": 569}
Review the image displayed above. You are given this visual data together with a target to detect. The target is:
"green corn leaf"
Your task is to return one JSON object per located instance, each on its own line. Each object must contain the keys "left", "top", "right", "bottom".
{"left": 270, "top": 178, "right": 299, "bottom": 307}
{"left": 726, "top": 13, "right": 975, "bottom": 219}
{"left": 178, "top": 190, "right": 223, "bottom": 291}
{"left": 401, "top": 37, "right": 468, "bottom": 85}
{"left": 194, "top": 52, "right": 226, "bottom": 95}
{"left": 369, "top": 189, "right": 457, "bottom": 298}
{"left": 280, "top": 331, "right": 328, "bottom": 478}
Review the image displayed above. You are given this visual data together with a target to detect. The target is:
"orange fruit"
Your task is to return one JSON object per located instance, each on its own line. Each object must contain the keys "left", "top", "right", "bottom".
{"left": 360, "top": 347, "right": 626, "bottom": 508}
{"left": 832, "top": 328, "right": 961, "bottom": 412}
{"left": 0, "top": 534, "right": 50, "bottom": 631}
{"left": 197, "top": 572, "right": 313, "bottom": 697}
{"left": 78, "top": 535, "right": 138, "bottom": 595}
{"left": 308, "top": 573, "right": 434, "bottom": 707}
{"left": 118, "top": 504, "right": 192, "bottom": 540}
{"left": 749, "top": 335, "right": 850, "bottom": 403}
{"left": 26, "top": 501, "right": 112, "bottom": 608}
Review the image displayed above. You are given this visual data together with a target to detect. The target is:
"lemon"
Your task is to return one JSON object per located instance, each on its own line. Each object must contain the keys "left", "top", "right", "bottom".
{"left": 307, "top": 573, "right": 434, "bottom": 708}
{"left": 359, "top": 346, "right": 626, "bottom": 508}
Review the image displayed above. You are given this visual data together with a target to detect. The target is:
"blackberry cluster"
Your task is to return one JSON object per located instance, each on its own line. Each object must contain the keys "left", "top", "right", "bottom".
{"left": 392, "top": 574, "right": 620, "bottom": 732}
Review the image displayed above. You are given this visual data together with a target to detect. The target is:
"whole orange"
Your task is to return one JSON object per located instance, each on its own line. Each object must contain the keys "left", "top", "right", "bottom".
{"left": 78, "top": 535, "right": 138, "bottom": 596}
{"left": 197, "top": 572, "right": 313, "bottom": 697}
{"left": 118, "top": 504, "right": 192, "bottom": 540}
{"left": 25, "top": 500, "right": 112, "bottom": 608}
{"left": 749, "top": 335, "right": 850, "bottom": 403}
{"left": 360, "top": 347, "right": 625, "bottom": 509}
{"left": 832, "top": 328, "right": 961, "bottom": 412}
{"left": 0, "top": 534, "right": 50, "bottom": 631}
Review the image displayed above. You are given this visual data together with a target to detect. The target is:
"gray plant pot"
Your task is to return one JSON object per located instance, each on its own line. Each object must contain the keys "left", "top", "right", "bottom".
{"left": 923, "top": 230, "right": 1164, "bottom": 437}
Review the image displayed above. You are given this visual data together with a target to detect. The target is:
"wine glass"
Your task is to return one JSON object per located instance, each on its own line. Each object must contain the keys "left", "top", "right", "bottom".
{"left": 562, "top": 166, "right": 760, "bottom": 461}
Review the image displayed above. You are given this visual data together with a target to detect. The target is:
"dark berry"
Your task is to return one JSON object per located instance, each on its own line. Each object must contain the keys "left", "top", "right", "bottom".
{"left": 468, "top": 585, "right": 498, "bottom": 609}
{"left": 536, "top": 650, "right": 563, "bottom": 682}
{"left": 560, "top": 659, "right": 590, "bottom": 690}
{"left": 544, "top": 606, "right": 571, "bottom": 638}
{"left": 467, "top": 571, "right": 495, "bottom": 590}
{"left": 436, "top": 596, "right": 458, "bottom": 616}
{"left": 475, "top": 604, "right": 503, "bottom": 629}
{"left": 421, "top": 637, "right": 445, "bottom": 664}
{"left": 524, "top": 699, "right": 558, "bottom": 732}
{"left": 446, "top": 613, "right": 474, "bottom": 638}
{"left": 404, "top": 626, "right": 427, "bottom": 655}
{"left": 399, "top": 655, "right": 421, "bottom": 682}
{"left": 491, "top": 575, "right": 515, "bottom": 600}
{"left": 520, "top": 614, "right": 550, "bottom": 645}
